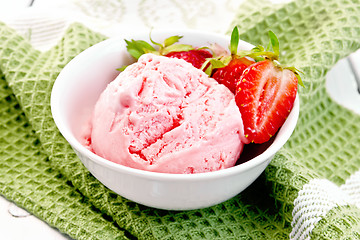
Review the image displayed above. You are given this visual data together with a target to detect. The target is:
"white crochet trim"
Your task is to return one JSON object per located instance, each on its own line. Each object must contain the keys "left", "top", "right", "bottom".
{"left": 340, "top": 169, "right": 360, "bottom": 208}
{"left": 290, "top": 171, "right": 360, "bottom": 240}
{"left": 0, "top": 0, "right": 244, "bottom": 51}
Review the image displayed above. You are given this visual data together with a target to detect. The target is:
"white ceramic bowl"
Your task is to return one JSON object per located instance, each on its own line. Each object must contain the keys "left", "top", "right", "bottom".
{"left": 51, "top": 29, "right": 299, "bottom": 210}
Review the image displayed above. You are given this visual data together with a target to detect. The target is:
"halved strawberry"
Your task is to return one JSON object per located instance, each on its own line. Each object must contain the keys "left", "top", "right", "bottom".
{"left": 231, "top": 28, "right": 303, "bottom": 143}
{"left": 236, "top": 60, "right": 298, "bottom": 143}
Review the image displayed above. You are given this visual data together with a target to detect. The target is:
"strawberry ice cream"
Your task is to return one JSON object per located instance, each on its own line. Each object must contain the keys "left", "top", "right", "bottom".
{"left": 86, "top": 53, "right": 249, "bottom": 174}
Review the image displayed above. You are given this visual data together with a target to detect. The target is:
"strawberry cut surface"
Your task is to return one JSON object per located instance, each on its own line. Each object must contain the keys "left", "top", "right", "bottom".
{"left": 235, "top": 60, "right": 298, "bottom": 144}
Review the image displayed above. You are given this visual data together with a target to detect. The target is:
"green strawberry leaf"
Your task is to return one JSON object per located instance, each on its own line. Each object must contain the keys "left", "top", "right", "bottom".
{"left": 201, "top": 55, "right": 232, "bottom": 75}
{"left": 125, "top": 39, "right": 156, "bottom": 59}
{"left": 127, "top": 48, "right": 143, "bottom": 60}
{"left": 252, "top": 45, "right": 265, "bottom": 52}
{"left": 131, "top": 40, "right": 155, "bottom": 52}
{"left": 209, "top": 58, "right": 226, "bottom": 69}
{"left": 222, "top": 55, "right": 232, "bottom": 66}
{"left": 230, "top": 31, "right": 280, "bottom": 62}
{"left": 203, "top": 62, "right": 213, "bottom": 75}
{"left": 149, "top": 31, "right": 163, "bottom": 49}
{"left": 161, "top": 44, "right": 194, "bottom": 55}
{"left": 237, "top": 49, "right": 277, "bottom": 61}
{"left": 285, "top": 66, "right": 305, "bottom": 87}
{"left": 230, "top": 26, "right": 239, "bottom": 55}
{"left": 268, "top": 30, "right": 280, "bottom": 58}
{"left": 116, "top": 65, "right": 128, "bottom": 72}
{"left": 164, "top": 35, "right": 183, "bottom": 47}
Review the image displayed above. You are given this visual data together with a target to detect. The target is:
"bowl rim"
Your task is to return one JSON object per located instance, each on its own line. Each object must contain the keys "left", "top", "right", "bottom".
{"left": 51, "top": 29, "right": 300, "bottom": 181}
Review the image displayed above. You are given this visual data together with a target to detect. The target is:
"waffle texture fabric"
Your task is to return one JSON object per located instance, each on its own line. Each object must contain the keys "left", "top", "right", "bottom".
{"left": 0, "top": 0, "right": 360, "bottom": 239}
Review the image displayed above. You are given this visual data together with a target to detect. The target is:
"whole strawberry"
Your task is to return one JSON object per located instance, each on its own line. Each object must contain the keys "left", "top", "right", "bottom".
{"left": 201, "top": 26, "right": 254, "bottom": 94}
{"left": 212, "top": 57, "right": 254, "bottom": 93}
{"left": 122, "top": 35, "right": 213, "bottom": 70}
{"left": 165, "top": 49, "right": 213, "bottom": 69}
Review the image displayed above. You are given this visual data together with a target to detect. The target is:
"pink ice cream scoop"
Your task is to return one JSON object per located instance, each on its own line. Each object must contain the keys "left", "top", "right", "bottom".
{"left": 87, "top": 53, "right": 249, "bottom": 174}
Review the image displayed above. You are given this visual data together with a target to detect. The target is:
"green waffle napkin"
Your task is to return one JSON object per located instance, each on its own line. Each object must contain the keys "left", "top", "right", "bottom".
{"left": 0, "top": 0, "right": 360, "bottom": 239}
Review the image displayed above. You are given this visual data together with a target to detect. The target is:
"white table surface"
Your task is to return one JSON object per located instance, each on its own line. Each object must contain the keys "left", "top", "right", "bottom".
{"left": 0, "top": 196, "right": 70, "bottom": 239}
{"left": 0, "top": 0, "right": 359, "bottom": 239}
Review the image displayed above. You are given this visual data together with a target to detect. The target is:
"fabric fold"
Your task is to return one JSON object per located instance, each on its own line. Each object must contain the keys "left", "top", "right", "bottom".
{"left": 232, "top": 0, "right": 360, "bottom": 237}
{"left": 0, "top": 0, "right": 360, "bottom": 239}
{"left": 0, "top": 71, "right": 128, "bottom": 239}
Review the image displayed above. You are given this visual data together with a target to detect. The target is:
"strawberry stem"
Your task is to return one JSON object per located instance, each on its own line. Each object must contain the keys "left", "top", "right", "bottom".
{"left": 237, "top": 50, "right": 278, "bottom": 61}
